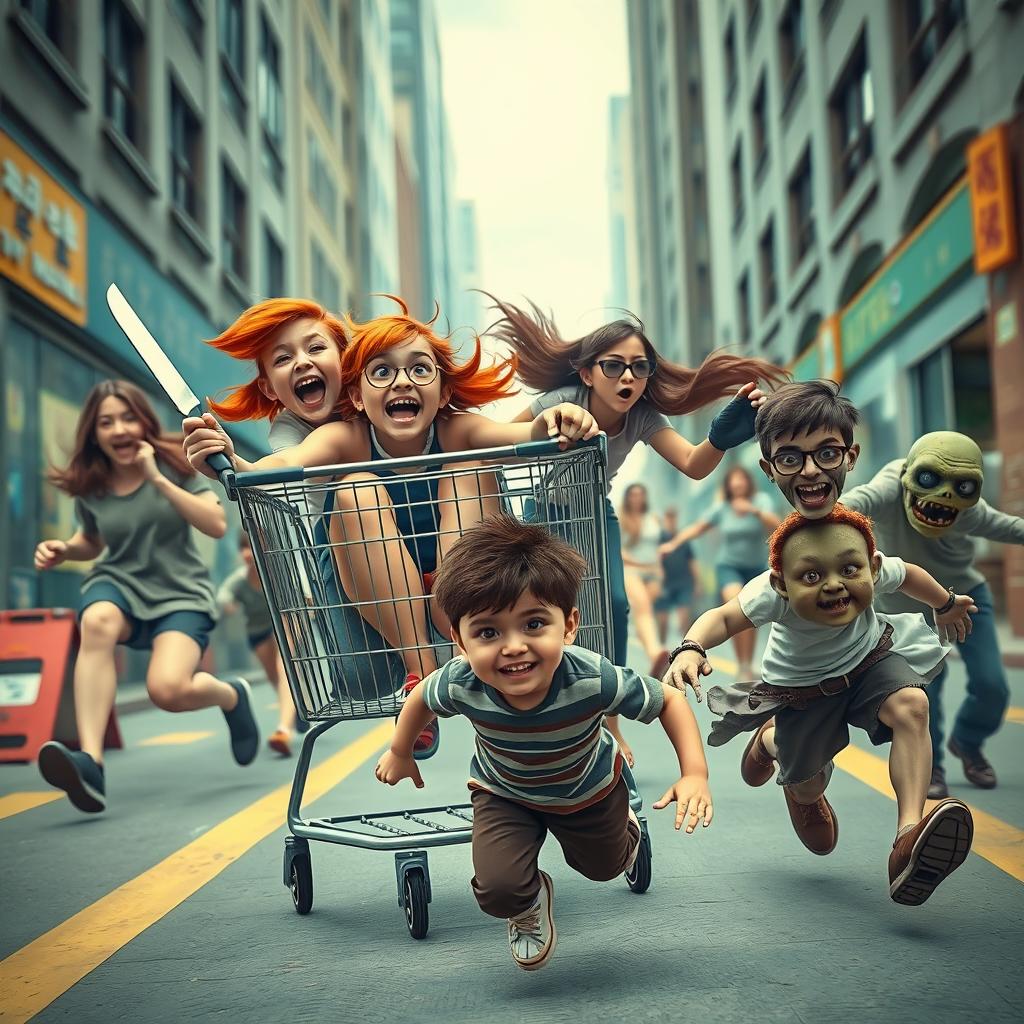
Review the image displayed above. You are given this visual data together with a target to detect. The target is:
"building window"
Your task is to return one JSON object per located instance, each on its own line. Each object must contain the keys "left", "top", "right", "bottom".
{"left": 307, "top": 131, "right": 338, "bottom": 230}
{"left": 345, "top": 199, "right": 355, "bottom": 261}
{"left": 830, "top": 36, "right": 874, "bottom": 200}
{"left": 258, "top": 14, "right": 284, "bottom": 190}
{"left": 262, "top": 223, "right": 285, "bottom": 297}
{"left": 305, "top": 28, "right": 335, "bottom": 125}
{"left": 788, "top": 149, "right": 815, "bottom": 267}
{"left": 21, "top": 0, "right": 77, "bottom": 62}
{"left": 778, "top": 0, "right": 806, "bottom": 106}
{"left": 218, "top": 0, "right": 246, "bottom": 128}
{"left": 103, "top": 0, "right": 143, "bottom": 148}
{"left": 759, "top": 219, "right": 777, "bottom": 314}
{"left": 311, "top": 240, "right": 340, "bottom": 310}
{"left": 173, "top": 0, "right": 203, "bottom": 54}
{"left": 169, "top": 82, "right": 202, "bottom": 223}
{"left": 318, "top": 0, "right": 333, "bottom": 29}
{"left": 752, "top": 75, "right": 768, "bottom": 178}
{"left": 737, "top": 272, "right": 751, "bottom": 344}
{"left": 221, "top": 161, "right": 247, "bottom": 281}
{"left": 340, "top": 101, "right": 352, "bottom": 163}
{"left": 724, "top": 17, "right": 738, "bottom": 104}
{"left": 731, "top": 141, "right": 744, "bottom": 230}
{"left": 896, "top": 0, "right": 966, "bottom": 102}
{"left": 339, "top": 1, "right": 351, "bottom": 65}
{"left": 746, "top": 0, "right": 762, "bottom": 45}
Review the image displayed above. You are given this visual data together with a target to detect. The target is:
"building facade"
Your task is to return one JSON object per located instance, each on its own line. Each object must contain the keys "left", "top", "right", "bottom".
{"left": 698, "top": 0, "right": 1024, "bottom": 621}
{"left": 606, "top": 95, "right": 640, "bottom": 314}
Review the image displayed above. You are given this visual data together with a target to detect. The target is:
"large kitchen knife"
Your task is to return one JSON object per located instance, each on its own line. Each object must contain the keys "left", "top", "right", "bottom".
{"left": 105, "top": 283, "right": 233, "bottom": 476}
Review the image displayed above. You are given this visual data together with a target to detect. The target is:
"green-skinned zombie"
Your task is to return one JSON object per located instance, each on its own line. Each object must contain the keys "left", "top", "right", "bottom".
{"left": 901, "top": 432, "right": 983, "bottom": 538}
{"left": 844, "top": 431, "right": 1024, "bottom": 797}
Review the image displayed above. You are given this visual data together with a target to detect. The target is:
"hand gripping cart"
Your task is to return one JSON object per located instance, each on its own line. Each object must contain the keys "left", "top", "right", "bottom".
{"left": 223, "top": 436, "right": 652, "bottom": 939}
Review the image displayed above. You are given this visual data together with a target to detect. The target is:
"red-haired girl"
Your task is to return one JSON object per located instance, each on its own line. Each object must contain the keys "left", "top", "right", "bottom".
{"left": 183, "top": 297, "right": 597, "bottom": 759}
{"left": 34, "top": 381, "right": 260, "bottom": 814}
{"left": 487, "top": 298, "right": 788, "bottom": 765}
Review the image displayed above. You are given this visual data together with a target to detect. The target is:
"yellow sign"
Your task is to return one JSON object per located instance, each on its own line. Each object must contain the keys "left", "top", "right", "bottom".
{"left": 817, "top": 313, "right": 843, "bottom": 383}
{"left": 968, "top": 124, "right": 1018, "bottom": 275}
{"left": 0, "top": 129, "right": 87, "bottom": 325}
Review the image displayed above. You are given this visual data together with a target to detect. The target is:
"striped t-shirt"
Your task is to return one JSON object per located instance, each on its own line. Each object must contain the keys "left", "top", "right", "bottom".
{"left": 420, "top": 646, "right": 665, "bottom": 814}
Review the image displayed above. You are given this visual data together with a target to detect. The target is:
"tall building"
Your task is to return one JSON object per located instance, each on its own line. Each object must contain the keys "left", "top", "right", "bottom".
{"left": 0, "top": 0, "right": 293, "bottom": 613}
{"left": 393, "top": 94, "right": 424, "bottom": 316}
{"left": 626, "top": 0, "right": 715, "bottom": 499}
{"left": 390, "top": 0, "right": 455, "bottom": 321}
{"left": 699, "top": 0, "right": 1024, "bottom": 622}
{"left": 606, "top": 95, "right": 640, "bottom": 313}
{"left": 355, "top": 0, "right": 400, "bottom": 315}
{"left": 451, "top": 199, "right": 483, "bottom": 340}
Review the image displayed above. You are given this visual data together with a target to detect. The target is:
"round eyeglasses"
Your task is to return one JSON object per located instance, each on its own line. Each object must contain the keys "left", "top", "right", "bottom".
{"left": 770, "top": 444, "right": 850, "bottom": 476}
{"left": 595, "top": 358, "right": 655, "bottom": 380}
{"left": 364, "top": 361, "right": 439, "bottom": 389}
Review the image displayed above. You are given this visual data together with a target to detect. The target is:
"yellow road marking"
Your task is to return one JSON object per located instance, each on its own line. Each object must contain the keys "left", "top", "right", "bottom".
{"left": 0, "top": 792, "right": 62, "bottom": 822}
{"left": 1005, "top": 707, "right": 1024, "bottom": 726}
{"left": 834, "top": 745, "right": 1024, "bottom": 883}
{"left": 0, "top": 720, "right": 391, "bottom": 1024}
{"left": 137, "top": 731, "right": 214, "bottom": 747}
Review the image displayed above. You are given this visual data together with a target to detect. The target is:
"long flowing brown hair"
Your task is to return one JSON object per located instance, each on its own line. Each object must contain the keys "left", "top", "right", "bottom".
{"left": 484, "top": 295, "right": 789, "bottom": 416}
{"left": 48, "top": 380, "right": 194, "bottom": 497}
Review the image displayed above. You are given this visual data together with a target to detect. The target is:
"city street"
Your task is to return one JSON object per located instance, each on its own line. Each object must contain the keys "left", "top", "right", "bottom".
{"left": 1, "top": 654, "right": 1021, "bottom": 1024}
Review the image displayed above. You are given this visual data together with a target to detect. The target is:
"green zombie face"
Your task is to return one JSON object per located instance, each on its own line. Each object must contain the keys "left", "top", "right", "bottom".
{"left": 900, "top": 431, "right": 983, "bottom": 538}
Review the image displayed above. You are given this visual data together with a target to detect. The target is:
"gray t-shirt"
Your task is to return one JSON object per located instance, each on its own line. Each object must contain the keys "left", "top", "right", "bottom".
{"left": 842, "top": 460, "right": 1024, "bottom": 614}
{"left": 528, "top": 384, "right": 671, "bottom": 491}
{"left": 217, "top": 565, "right": 273, "bottom": 639}
{"left": 74, "top": 469, "right": 218, "bottom": 622}
{"left": 266, "top": 410, "right": 334, "bottom": 517}
{"left": 704, "top": 492, "right": 775, "bottom": 569}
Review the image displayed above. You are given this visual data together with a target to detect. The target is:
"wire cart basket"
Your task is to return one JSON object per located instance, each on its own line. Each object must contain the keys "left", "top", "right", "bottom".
{"left": 227, "top": 435, "right": 652, "bottom": 939}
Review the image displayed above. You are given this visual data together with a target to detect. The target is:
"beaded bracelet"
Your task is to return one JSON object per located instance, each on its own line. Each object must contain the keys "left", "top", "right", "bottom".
{"left": 934, "top": 587, "right": 956, "bottom": 615}
{"left": 668, "top": 638, "right": 707, "bottom": 664}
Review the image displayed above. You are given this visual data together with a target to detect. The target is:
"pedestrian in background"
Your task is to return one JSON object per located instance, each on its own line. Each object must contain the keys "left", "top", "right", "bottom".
{"left": 654, "top": 507, "right": 700, "bottom": 643}
{"left": 34, "top": 380, "right": 259, "bottom": 815}
{"left": 217, "top": 533, "right": 305, "bottom": 757}
{"left": 660, "top": 466, "right": 780, "bottom": 679}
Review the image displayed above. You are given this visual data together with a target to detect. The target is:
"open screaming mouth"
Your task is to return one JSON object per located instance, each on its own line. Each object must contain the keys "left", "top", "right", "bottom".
{"left": 795, "top": 481, "right": 831, "bottom": 506}
{"left": 816, "top": 595, "right": 851, "bottom": 613}
{"left": 910, "top": 497, "right": 958, "bottom": 528}
{"left": 616, "top": 386, "right": 634, "bottom": 400}
{"left": 294, "top": 375, "right": 326, "bottom": 407}
{"left": 385, "top": 397, "right": 421, "bottom": 420}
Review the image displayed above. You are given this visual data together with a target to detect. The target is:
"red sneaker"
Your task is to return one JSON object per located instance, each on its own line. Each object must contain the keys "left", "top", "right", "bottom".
{"left": 400, "top": 674, "right": 440, "bottom": 761}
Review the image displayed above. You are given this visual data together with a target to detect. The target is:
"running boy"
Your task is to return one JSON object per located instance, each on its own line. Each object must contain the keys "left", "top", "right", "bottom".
{"left": 376, "top": 514, "right": 713, "bottom": 971}
{"left": 663, "top": 505, "right": 976, "bottom": 905}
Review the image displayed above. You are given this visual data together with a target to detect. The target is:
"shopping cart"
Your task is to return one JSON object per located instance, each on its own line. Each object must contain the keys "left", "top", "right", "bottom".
{"left": 226, "top": 435, "right": 653, "bottom": 939}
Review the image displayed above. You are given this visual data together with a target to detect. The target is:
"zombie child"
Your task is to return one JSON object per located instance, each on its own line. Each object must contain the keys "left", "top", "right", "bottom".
{"left": 663, "top": 505, "right": 976, "bottom": 905}
{"left": 844, "top": 431, "right": 1024, "bottom": 797}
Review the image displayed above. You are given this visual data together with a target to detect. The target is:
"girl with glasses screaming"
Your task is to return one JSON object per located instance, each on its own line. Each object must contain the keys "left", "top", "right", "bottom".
{"left": 486, "top": 297, "right": 787, "bottom": 765}
{"left": 183, "top": 296, "right": 597, "bottom": 760}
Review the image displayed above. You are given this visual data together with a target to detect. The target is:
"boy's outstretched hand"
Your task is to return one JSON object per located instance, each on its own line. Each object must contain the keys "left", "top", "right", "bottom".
{"left": 375, "top": 749, "right": 425, "bottom": 789}
{"left": 653, "top": 775, "right": 713, "bottom": 833}
{"left": 663, "top": 650, "right": 711, "bottom": 701}
{"left": 934, "top": 594, "right": 977, "bottom": 643}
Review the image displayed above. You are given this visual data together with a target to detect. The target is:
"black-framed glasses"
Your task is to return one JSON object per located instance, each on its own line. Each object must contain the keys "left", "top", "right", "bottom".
{"left": 770, "top": 444, "right": 850, "bottom": 476}
{"left": 595, "top": 358, "right": 655, "bottom": 380}
{"left": 364, "top": 360, "right": 439, "bottom": 389}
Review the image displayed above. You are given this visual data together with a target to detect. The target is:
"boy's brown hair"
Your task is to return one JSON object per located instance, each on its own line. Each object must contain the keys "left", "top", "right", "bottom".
{"left": 432, "top": 513, "right": 589, "bottom": 627}
{"left": 768, "top": 504, "right": 877, "bottom": 574}
{"left": 755, "top": 379, "right": 859, "bottom": 459}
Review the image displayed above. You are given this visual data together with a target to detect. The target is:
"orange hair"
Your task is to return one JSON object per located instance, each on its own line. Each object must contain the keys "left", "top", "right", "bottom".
{"left": 338, "top": 295, "right": 518, "bottom": 419}
{"left": 206, "top": 298, "right": 348, "bottom": 421}
{"left": 768, "top": 504, "right": 877, "bottom": 574}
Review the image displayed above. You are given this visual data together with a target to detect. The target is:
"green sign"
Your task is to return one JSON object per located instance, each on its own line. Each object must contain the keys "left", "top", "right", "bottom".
{"left": 840, "top": 183, "right": 973, "bottom": 370}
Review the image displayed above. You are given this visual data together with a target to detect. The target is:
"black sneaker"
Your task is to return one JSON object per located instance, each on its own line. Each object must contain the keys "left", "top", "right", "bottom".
{"left": 38, "top": 741, "right": 106, "bottom": 813}
{"left": 223, "top": 678, "right": 260, "bottom": 766}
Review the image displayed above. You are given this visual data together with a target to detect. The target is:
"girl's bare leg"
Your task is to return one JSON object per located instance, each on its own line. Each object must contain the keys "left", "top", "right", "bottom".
{"left": 145, "top": 632, "right": 238, "bottom": 712}
{"left": 74, "top": 602, "right": 132, "bottom": 763}
{"left": 254, "top": 637, "right": 296, "bottom": 733}
{"left": 329, "top": 473, "right": 437, "bottom": 679}
{"left": 624, "top": 572, "right": 665, "bottom": 665}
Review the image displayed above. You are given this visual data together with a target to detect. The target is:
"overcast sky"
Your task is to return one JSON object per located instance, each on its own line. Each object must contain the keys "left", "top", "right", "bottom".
{"left": 436, "top": 0, "right": 629, "bottom": 343}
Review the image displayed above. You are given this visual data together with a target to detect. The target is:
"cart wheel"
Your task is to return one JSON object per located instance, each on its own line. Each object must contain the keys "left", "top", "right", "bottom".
{"left": 625, "top": 829, "right": 652, "bottom": 894}
{"left": 290, "top": 855, "right": 313, "bottom": 915}
{"left": 403, "top": 870, "right": 429, "bottom": 939}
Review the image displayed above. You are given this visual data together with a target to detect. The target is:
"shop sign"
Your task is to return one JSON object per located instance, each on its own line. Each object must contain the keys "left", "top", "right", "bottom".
{"left": 0, "top": 129, "right": 86, "bottom": 325}
{"left": 968, "top": 124, "right": 1018, "bottom": 275}
{"left": 792, "top": 314, "right": 843, "bottom": 383}
{"left": 840, "top": 183, "right": 973, "bottom": 371}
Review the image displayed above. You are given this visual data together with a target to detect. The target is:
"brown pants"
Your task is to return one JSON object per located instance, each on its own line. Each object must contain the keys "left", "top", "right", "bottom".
{"left": 470, "top": 778, "right": 639, "bottom": 919}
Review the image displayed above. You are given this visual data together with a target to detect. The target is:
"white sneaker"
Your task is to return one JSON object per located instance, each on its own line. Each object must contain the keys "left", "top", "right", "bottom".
{"left": 507, "top": 870, "right": 557, "bottom": 971}
{"left": 624, "top": 807, "right": 642, "bottom": 874}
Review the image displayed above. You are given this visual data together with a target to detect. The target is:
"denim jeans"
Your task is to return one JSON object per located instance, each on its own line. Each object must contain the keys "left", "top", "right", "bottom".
{"left": 928, "top": 582, "right": 1009, "bottom": 761}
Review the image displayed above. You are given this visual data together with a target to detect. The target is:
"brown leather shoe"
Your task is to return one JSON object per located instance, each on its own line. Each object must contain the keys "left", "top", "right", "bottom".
{"left": 740, "top": 718, "right": 776, "bottom": 787}
{"left": 948, "top": 737, "right": 996, "bottom": 789}
{"left": 927, "top": 765, "right": 949, "bottom": 800}
{"left": 783, "top": 786, "right": 838, "bottom": 855}
{"left": 888, "top": 798, "right": 973, "bottom": 906}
